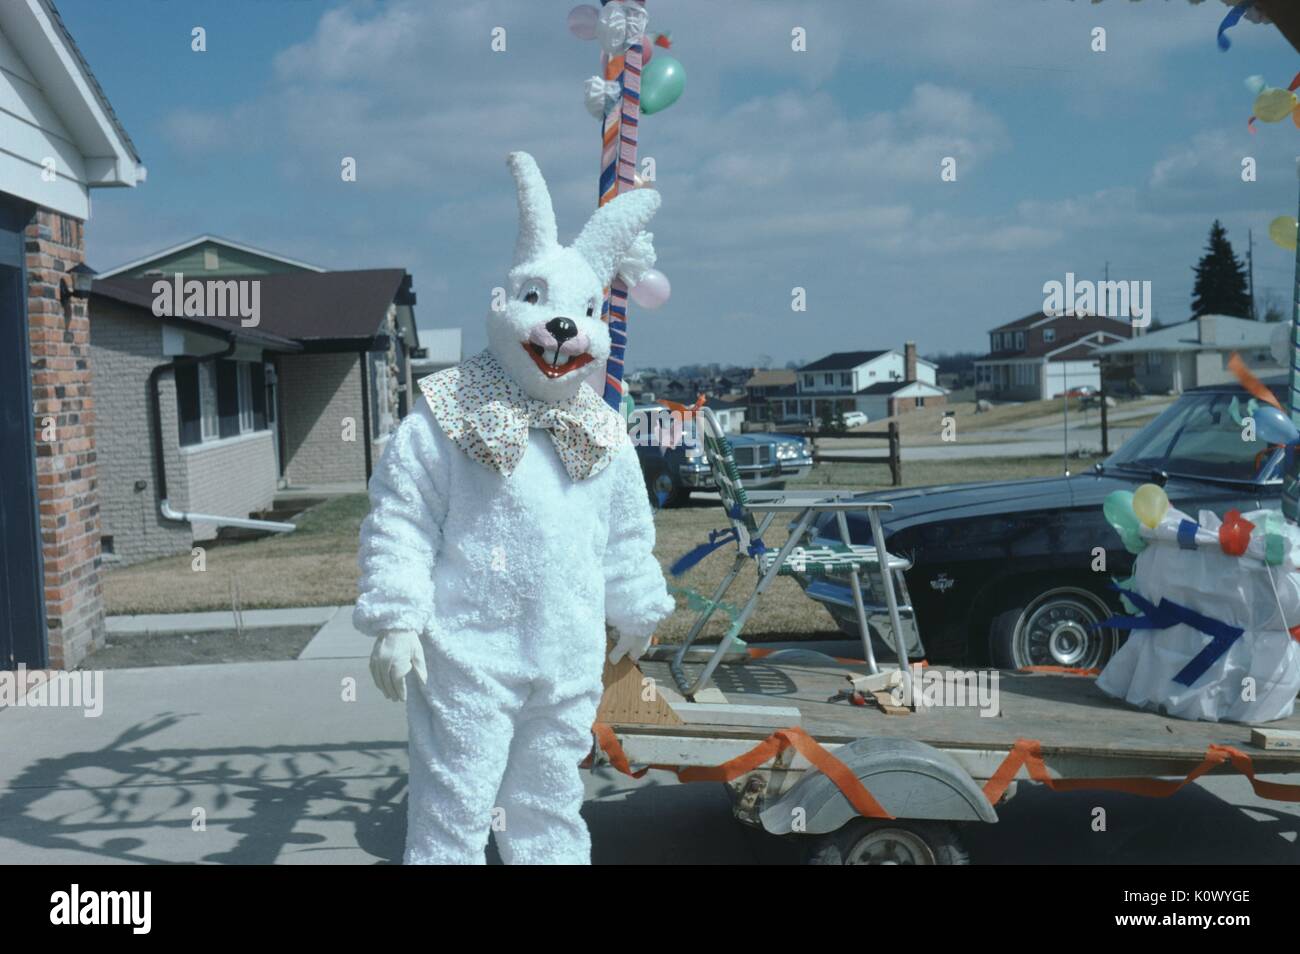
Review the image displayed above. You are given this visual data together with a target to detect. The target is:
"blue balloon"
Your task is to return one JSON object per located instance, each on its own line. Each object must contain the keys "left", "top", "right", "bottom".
{"left": 1253, "top": 405, "right": 1300, "bottom": 446}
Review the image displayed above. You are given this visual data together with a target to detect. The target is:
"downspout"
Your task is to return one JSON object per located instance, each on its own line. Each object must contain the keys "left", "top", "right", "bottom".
{"left": 359, "top": 348, "right": 373, "bottom": 481}
{"left": 147, "top": 339, "right": 296, "bottom": 535}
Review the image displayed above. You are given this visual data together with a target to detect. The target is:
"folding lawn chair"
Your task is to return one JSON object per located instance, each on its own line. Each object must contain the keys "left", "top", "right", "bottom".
{"left": 667, "top": 406, "right": 917, "bottom": 700}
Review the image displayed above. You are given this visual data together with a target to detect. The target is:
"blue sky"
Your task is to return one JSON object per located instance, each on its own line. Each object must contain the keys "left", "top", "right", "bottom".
{"left": 61, "top": 0, "right": 1300, "bottom": 368}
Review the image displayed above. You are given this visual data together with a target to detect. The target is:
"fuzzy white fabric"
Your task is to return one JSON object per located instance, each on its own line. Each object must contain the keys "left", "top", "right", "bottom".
{"left": 354, "top": 150, "right": 671, "bottom": 864}
{"left": 1097, "top": 507, "right": 1300, "bottom": 724}
{"left": 488, "top": 152, "right": 659, "bottom": 405}
{"left": 354, "top": 396, "right": 673, "bottom": 863}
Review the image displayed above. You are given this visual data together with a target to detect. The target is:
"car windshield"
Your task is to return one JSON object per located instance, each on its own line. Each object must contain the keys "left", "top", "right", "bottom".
{"left": 1105, "top": 390, "right": 1280, "bottom": 483}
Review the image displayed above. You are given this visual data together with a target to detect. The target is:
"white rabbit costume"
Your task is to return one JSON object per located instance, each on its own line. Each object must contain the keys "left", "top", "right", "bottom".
{"left": 354, "top": 152, "right": 674, "bottom": 864}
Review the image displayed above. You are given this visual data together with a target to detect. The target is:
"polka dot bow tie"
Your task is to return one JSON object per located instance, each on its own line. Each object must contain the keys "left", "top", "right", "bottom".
{"left": 419, "top": 349, "right": 627, "bottom": 481}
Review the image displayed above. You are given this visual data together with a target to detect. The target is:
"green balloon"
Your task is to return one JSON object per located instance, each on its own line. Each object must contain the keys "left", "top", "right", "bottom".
{"left": 641, "top": 54, "right": 685, "bottom": 115}
{"left": 1103, "top": 490, "right": 1145, "bottom": 554}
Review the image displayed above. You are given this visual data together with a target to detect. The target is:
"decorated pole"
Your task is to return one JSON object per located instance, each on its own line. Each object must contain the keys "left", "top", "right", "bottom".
{"left": 596, "top": 1, "right": 646, "bottom": 412}
{"left": 1282, "top": 158, "right": 1300, "bottom": 523}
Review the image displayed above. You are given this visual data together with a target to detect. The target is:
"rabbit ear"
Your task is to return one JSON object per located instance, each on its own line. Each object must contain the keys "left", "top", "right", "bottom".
{"left": 507, "top": 152, "right": 558, "bottom": 264}
{"left": 572, "top": 189, "right": 661, "bottom": 285}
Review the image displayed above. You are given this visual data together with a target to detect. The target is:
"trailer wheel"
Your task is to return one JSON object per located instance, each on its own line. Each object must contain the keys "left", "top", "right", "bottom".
{"left": 806, "top": 819, "right": 969, "bottom": 866}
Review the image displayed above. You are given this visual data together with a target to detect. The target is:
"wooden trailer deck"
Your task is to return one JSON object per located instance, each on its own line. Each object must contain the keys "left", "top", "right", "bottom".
{"left": 619, "top": 657, "right": 1300, "bottom": 786}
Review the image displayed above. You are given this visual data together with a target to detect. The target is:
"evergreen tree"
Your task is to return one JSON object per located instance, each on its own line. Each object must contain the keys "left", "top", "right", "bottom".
{"left": 1191, "top": 220, "right": 1251, "bottom": 319}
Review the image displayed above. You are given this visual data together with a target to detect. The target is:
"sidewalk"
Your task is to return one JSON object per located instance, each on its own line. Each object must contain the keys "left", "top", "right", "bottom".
{"left": 3, "top": 611, "right": 1299, "bottom": 863}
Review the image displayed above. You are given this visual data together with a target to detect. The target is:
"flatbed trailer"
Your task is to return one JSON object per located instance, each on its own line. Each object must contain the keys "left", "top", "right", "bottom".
{"left": 592, "top": 651, "right": 1300, "bottom": 864}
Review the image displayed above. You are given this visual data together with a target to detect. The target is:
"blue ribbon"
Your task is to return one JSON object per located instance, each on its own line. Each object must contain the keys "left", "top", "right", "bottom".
{"left": 1217, "top": 0, "right": 1255, "bottom": 50}
{"left": 1099, "top": 588, "right": 1243, "bottom": 687}
{"left": 670, "top": 519, "right": 768, "bottom": 576}
{"left": 670, "top": 527, "right": 737, "bottom": 576}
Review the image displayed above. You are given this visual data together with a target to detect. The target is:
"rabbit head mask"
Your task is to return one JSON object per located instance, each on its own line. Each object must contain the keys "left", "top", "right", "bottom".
{"left": 486, "top": 151, "right": 661, "bottom": 404}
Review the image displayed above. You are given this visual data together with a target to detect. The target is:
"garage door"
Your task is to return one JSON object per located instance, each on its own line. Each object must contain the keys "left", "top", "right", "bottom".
{"left": 0, "top": 195, "right": 46, "bottom": 669}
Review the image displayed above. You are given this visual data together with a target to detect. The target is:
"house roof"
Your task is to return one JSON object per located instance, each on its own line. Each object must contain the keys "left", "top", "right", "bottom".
{"left": 1097, "top": 315, "right": 1277, "bottom": 355}
{"left": 800, "top": 351, "right": 887, "bottom": 372}
{"left": 91, "top": 269, "right": 414, "bottom": 346}
{"left": 745, "top": 369, "right": 797, "bottom": 388}
{"left": 99, "top": 234, "right": 326, "bottom": 278}
{"left": 857, "top": 380, "right": 947, "bottom": 396}
{"left": 0, "top": 0, "right": 145, "bottom": 213}
{"left": 39, "top": 0, "right": 142, "bottom": 166}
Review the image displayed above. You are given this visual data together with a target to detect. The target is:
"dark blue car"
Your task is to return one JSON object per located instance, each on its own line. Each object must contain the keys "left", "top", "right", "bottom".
{"left": 794, "top": 380, "right": 1287, "bottom": 669}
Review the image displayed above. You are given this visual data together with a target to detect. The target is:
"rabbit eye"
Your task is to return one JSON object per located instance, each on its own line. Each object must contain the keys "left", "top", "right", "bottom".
{"left": 520, "top": 279, "right": 546, "bottom": 305}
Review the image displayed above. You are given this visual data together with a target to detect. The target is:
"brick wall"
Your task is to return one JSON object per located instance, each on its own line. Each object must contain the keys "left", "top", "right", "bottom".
{"left": 278, "top": 352, "right": 368, "bottom": 485}
{"left": 90, "top": 300, "right": 280, "bottom": 563}
{"left": 27, "top": 208, "right": 102, "bottom": 669}
{"left": 175, "top": 430, "right": 277, "bottom": 541}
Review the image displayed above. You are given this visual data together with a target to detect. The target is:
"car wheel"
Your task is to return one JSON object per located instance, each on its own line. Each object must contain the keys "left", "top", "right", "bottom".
{"left": 989, "top": 583, "right": 1118, "bottom": 670}
{"left": 806, "top": 819, "right": 969, "bottom": 866}
{"left": 643, "top": 460, "right": 684, "bottom": 509}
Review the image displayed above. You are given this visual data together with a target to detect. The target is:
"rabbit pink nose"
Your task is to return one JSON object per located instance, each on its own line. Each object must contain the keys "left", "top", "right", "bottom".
{"left": 527, "top": 321, "right": 590, "bottom": 355}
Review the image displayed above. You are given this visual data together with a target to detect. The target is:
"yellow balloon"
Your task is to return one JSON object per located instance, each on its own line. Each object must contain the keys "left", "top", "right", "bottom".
{"left": 1132, "top": 483, "right": 1169, "bottom": 529}
{"left": 1254, "top": 87, "right": 1298, "bottom": 123}
{"left": 1270, "top": 215, "right": 1298, "bottom": 251}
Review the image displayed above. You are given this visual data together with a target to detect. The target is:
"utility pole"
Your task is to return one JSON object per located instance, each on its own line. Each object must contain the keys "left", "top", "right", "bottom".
{"left": 1248, "top": 228, "right": 1257, "bottom": 320}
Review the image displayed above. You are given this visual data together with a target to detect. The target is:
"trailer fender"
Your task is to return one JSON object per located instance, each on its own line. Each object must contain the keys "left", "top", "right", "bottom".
{"left": 759, "top": 737, "right": 997, "bottom": 835}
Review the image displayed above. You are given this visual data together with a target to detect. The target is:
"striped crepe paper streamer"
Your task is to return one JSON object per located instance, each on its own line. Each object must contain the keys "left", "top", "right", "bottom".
{"left": 599, "top": 1, "right": 645, "bottom": 410}
{"left": 1285, "top": 158, "right": 1300, "bottom": 523}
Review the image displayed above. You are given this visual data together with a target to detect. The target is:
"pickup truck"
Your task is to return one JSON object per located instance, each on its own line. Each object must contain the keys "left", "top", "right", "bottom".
{"left": 629, "top": 404, "right": 814, "bottom": 507}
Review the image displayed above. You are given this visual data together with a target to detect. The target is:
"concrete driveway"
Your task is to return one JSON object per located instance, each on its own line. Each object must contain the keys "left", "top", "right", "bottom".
{"left": 2, "top": 609, "right": 1297, "bottom": 864}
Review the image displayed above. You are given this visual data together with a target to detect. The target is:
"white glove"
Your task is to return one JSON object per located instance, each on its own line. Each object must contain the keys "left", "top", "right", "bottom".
{"left": 608, "top": 628, "right": 654, "bottom": 664}
{"left": 369, "top": 629, "right": 428, "bottom": 702}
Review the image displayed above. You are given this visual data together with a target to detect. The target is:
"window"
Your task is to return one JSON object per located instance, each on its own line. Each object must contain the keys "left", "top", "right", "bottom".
{"left": 804, "top": 375, "right": 814, "bottom": 388}
{"left": 824, "top": 373, "right": 834, "bottom": 386}
{"left": 199, "top": 362, "right": 219, "bottom": 440}
{"left": 176, "top": 358, "right": 267, "bottom": 447}
{"left": 1015, "top": 333, "right": 1025, "bottom": 350}
{"left": 840, "top": 372, "right": 852, "bottom": 387}
{"left": 238, "top": 363, "right": 255, "bottom": 433}
{"left": 1147, "top": 352, "right": 1162, "bottom": 370}
{"left": 916, "top": 396, "right": 926, "bottom": 408}
{"left": 1043, "top": 328, "right": 1056, "bottom": 343}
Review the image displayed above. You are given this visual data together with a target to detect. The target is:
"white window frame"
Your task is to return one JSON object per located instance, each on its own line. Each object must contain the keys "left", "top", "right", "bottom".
{"left": 198, "top": 361, "right": 219, "bottom": 441}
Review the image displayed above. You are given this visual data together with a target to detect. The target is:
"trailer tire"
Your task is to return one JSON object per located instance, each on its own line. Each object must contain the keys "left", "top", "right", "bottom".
{"left": 805, "top": 819, "right": 969, "bottom": 866}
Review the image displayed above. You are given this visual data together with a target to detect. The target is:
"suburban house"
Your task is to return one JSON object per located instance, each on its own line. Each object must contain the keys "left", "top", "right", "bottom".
{"left": 743, "top": 368, "right": 796, "bottom": 423}
{"left": 974, "top": 312, "right": 1133, "bottom": 401}
{"left": 770, "top": 344, "right": 946, "bottom": 423}
{"left": 1097, "top": 314, "right": 1281, "bottom": 395}
{"left": 87, "top": 247, "right": 420, "bottom": 566}
{"left": 1, "top": 0, "right": 145, "bottom": 669}
{"left": 707, "top": 396, "right": 748, "bottom": 434}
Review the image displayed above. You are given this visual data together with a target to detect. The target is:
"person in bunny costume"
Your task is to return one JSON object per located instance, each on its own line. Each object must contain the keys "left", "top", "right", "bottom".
{"left": 353, "top": 151, "right": 674, "bottom": 865}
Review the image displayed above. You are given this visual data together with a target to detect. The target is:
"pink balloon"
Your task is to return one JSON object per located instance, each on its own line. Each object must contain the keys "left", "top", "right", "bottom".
{"left": 630, "top": 269, "right": 671, "bottom": 309}
{"left": 567, "top": 5, "right": 599, "bottom": 40}
{"left": 642, "top": 37, "right": 654, "bottom": 64}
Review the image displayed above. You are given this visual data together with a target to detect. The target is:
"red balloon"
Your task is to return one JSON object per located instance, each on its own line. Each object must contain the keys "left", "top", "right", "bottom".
{"left": 1218, "top": 509, "right": 1255, "bottom": 557}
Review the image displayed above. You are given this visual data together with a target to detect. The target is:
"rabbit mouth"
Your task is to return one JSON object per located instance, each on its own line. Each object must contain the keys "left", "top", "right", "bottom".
{"left": 523, "top": 342, "right": 595, "bottom": 379}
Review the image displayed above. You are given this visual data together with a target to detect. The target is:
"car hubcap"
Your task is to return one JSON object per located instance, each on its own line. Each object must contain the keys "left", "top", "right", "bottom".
{"left": 1015, "top": 589, "right": 1111, "bottom": 668}
{"left": 845, "top": 828, "right": 936, "bottom": 865}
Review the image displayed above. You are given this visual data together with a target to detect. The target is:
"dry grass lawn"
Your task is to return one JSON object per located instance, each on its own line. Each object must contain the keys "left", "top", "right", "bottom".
{"left": 104, "top": 455, "right": 1104, "bottom": 645}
